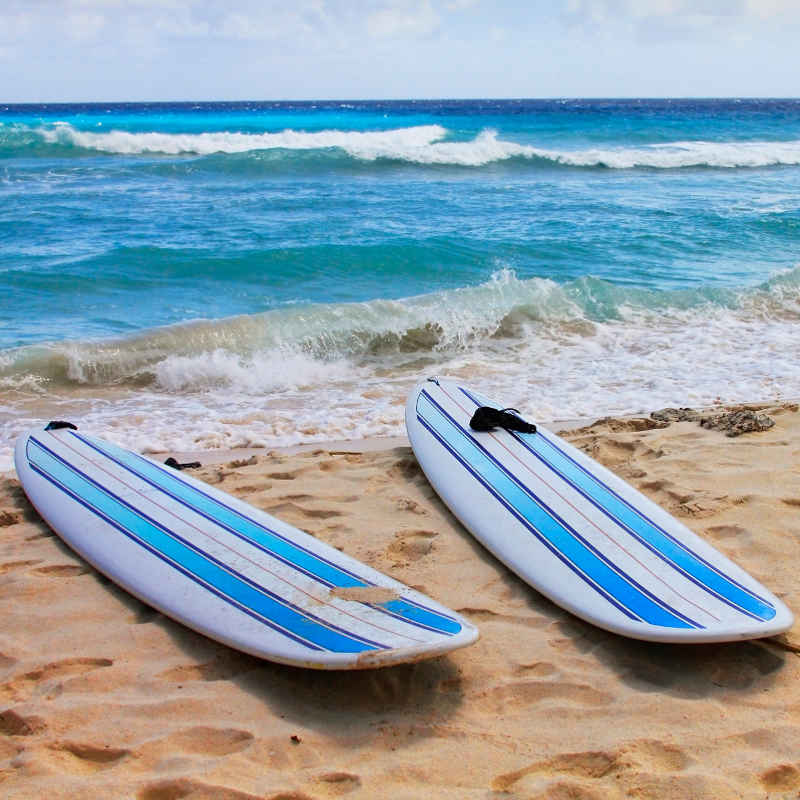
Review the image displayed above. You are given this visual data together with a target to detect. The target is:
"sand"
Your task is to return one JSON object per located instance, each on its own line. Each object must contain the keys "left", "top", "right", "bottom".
{"left": 1, "top": 402, "right": 799, "bottom": 799}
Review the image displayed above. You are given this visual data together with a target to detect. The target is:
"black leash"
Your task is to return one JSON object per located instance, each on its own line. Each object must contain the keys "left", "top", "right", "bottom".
{"left": 45, "top": 421, "right": 78, "bottom": 431}
{"left": 164, "top": 457, "right": 201, "bottom": 471}
{"left": 469, "top": 406, "right": 537, "bottom": 435}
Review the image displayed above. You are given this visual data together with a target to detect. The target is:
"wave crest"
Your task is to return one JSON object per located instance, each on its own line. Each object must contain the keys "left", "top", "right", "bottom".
{"left": 3, "top": 267, "right": 800, "bottom": 395}
{"left": 38, "top": 122, "right": 448, "bottom": 157}
{"left": 6, "top": 122, "right": 800, "bottom": 169}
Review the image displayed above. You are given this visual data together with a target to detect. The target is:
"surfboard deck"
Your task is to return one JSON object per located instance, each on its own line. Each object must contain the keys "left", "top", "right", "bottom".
{"left": 15, "top": 425, "right": 478, "bottom": 669}
{"left": 406, "top": 378, "right": 793, "bottom": 643}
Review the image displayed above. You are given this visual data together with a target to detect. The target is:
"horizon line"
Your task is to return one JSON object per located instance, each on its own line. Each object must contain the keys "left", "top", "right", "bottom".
{"left": 3, "top": 95, "right": 800, "bottom": 107}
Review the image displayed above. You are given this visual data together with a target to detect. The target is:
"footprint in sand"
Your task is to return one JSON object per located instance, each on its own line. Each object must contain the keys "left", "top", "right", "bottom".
{"left": 137, "top": 780, "right": 269, "bottom": 800}
{"left": 318, "top": 458, "right": 346, "bottom": 474}
{"left": 457, "top": 607, "right": 551, "bottom": 631}
{"left": 266, "top": 501, "right": 344, "bottom": 520}
{"left": 267, "top": 470, "right": 302, "bottom": 480}
{"left": 492, "top": 739, "right": 691, "bottom": 793}
{"left": 388, "top": 456, "right": 423, "bottom": 482}
{"left": 31, "top": 564, "right": 90, "bottom": 578}
{"left": 0, "top": 510, "right": 22, "bottom": 527}
{"left": 388, "top": 529, "right": 437, "bottom": 562}
{"left": 315, "top": 771, "right": 362, "bottom": 796}
{"left": 704, "top": 524, "right": 752, "bottom": 546}
{"left": 166, "top": 725, "right": 255, "bottom": 756}
{"left": 46, "top": 740, "right": 130, "bottom": 774}
{"left": 511, "top": 661, "right": 558, "bottom": 678}
{"left": 0, "top": 657, "right": 113, "bottom": 703}
{"left": 275, "top": 493, "right": 313, "bottom": 502}
{"left": 0, "top": 560, "right": 41, "bottom": 575}
{"left": 620, "top": 738, "right": 692, "bottom": 772}
{"left": 477, "top": 679, "right": 613, "bottom": 715}
{"left": 393, "top": 496, "right": 428, "bottom": 515}
{"left": 761, "top": 763, "right": 800, "bottom": 792}
{"left": 493, "top": 750, "right": 618, "bottom": 791}
{"left": 0, "top": 708, "right": 46, "bottom": 736}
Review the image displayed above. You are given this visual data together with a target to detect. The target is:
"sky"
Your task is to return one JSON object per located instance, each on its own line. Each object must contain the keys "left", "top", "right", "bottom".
{"left": 1, "top": 0, "right": 799, "bottom": 101}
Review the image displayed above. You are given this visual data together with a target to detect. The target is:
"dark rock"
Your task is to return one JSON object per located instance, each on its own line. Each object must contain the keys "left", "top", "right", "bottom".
{"left": 650, "top": 408, "right": 700, "bottom": 423}
{"left": 699, "top": 410, "right": 775, "bottom": 437}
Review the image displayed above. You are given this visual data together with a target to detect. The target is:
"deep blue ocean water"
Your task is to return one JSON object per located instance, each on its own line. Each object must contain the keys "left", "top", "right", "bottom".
{"left": 2, "top": 99, "right": 799, "bottom": 465}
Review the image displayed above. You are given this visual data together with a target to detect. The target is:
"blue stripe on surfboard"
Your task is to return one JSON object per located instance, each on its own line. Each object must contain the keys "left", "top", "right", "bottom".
{"left": 77, "top": 434, "right": 365, "bottom": 587}
{"left": 418, "top": 391, "right": 699, "bottom": 630}
{"left": 28, "top": 437, "right": 388, "bottom": 654}
{"left": 69, "top": 431, "right": 463, "bottom": 638}
{"left": 31, "top": 459, "right": 322, "bottom": 653}
{"left": 377, "top": 600, "right": 465, "bottom": 634}
{"left": 457, "top": 386, "right": 776, "bottom": 623}
{"left": 417, "top": 413, "right": 641, "bottom": 625}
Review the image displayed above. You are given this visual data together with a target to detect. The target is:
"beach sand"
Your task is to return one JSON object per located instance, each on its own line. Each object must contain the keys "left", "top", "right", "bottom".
{"left": 1, "top": 402, "right": 799, "bottom": 799}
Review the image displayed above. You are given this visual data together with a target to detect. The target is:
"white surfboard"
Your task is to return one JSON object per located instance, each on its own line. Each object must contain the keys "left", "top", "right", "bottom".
{"left": 15, "top": 424, "right": 478, "bottom": 669}
{"left": 406, "top": 378, "right": 793, "bottom": 643}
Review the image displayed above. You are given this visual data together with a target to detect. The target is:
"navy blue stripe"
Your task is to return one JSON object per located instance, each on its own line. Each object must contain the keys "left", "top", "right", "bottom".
{"left": 377, "top": 601, "right": 462, "bottom": 635}
{"left": 28, "top": 460, "right": 324, "bottom": 652}
{"left": 417, "top": 412, "right": 642, "bottom": 623}
{"left": 534, "top": 429, "right": 773, "bottom": 613}
{"left": 419, "top": 391, "right": 700, "bottom": 629}
{"left": 74, "top": 432, "right": 364, "bottom": 588}
{"left": 29, "top": 437, "right": 388, "bottom": 653}
{"left": 525, "top": 431, "right": 767, "bottom": 622}
{"left": 457, "top": 385, "right": 774, "bottom": 622}
{"left": 72, "top": 432, "right": 462, "bottom": 637}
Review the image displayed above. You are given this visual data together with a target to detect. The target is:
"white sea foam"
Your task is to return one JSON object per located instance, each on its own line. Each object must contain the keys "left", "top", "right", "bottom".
{"left": 152, "top": 348, "right": 360, "bottom": 393}
{"left": 2, "top": 268, "right": 799, "bottom": 472}
{"left": 543, "top": 139, "right": 800, "bottom": 169}
{"left": 29, "top": 123, "right": 800, "bottom": 169}
{"left": 40, "top": 122, "right": 448, "bottom": 156}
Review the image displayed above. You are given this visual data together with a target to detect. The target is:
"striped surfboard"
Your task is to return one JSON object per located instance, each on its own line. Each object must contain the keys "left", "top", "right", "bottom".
{"left": 15, "top": 425, "right": 478, "bottom": 669}
{"left": 406, "top": 378, "right": 793, "bottom": 643}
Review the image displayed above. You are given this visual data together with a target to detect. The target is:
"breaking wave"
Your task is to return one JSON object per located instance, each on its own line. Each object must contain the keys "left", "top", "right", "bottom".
{"left": 3, "top": 266, "right": 799, "bottom": 394}
{"left": 5, "top": 122, "right": 800, "bottom": 169}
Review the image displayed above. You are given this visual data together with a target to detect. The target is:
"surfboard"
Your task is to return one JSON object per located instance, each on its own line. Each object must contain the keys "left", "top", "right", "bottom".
{"left": 15, "top": 424, "right": 478, "bottom": 669}
{"left": 406, "top": 378, "right": 794, "bottom": 643}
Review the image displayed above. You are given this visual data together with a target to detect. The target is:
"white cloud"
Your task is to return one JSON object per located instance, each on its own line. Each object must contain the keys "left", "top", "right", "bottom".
{"left": 1, "top": 0, "right": 798, "bottom": 100}
{"left": 0, "top": 7, "right": 36, "bottom": 44}
{"left": 564, "top": 0, "right": 800, "bottom": 23}
{"left": 0, "top": 0, "right": 338, "bottom": 47}
{"left": 559, "top": 0, "right": 800, "bottom": 45}
{"left": 0, "top": 0, "right": 478, "bottom": 51}
{"left": 445, "top": 0, "right": 479, "bottom": 10}
{"left": 743, "top": 0, "right": 800, "bottom": 17}
{"left": 366, "top": 1, "right": 441, "bottom": 38}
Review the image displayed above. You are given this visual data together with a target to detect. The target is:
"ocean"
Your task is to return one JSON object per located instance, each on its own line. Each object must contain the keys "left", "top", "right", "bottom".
{"left": 2, "top": 98, "right": 799, "bottom": 469}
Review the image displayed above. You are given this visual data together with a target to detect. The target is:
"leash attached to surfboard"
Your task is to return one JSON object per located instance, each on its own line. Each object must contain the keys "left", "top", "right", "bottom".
{"left": 407, "top": 377, "right": 794, "bottom": 643}
{"left": 469, "top": 406, "right": 537, "bottom": 434}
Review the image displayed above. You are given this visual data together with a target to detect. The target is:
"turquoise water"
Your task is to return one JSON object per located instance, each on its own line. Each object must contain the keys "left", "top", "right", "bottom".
{"left": 2, "top": 99, "right": 799, "bottom": 465}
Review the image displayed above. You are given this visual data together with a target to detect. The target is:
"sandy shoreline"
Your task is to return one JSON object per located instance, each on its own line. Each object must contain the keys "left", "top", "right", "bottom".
{"left": 1, "top": 401, "right": 799, "bottom": 798}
